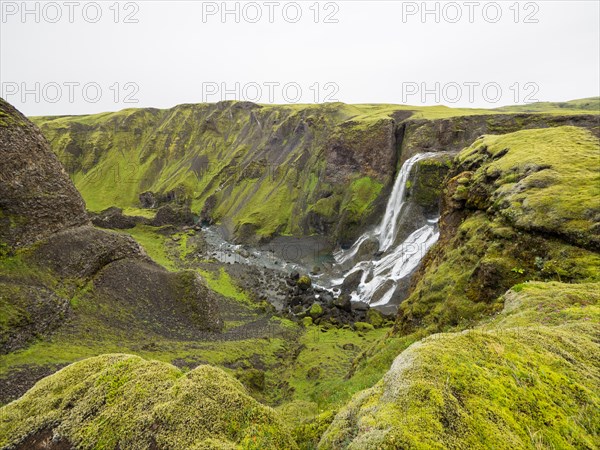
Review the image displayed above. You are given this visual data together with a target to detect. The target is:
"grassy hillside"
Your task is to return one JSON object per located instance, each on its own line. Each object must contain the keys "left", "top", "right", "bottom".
{"left": 495, "top": 97, "right": 600, "bottom": 114}
{"left": 396, "top": 126, "right": 600, "bottom": 335}
{"left": 32, "top": 102, "right": 403, "bottom": 244}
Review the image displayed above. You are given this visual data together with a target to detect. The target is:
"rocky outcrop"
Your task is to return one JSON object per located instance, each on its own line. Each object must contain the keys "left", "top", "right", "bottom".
{"left": 0, "top": 98, "right": 89, "bottom": 249}
{"left": 89, "top": 207, "right": 149, "bottom": 229}
{"left": 398, "top": 113, "right": 599, "bottom": 164}
{"left": 0, "top": 98, "right": 223, "bottom": 356}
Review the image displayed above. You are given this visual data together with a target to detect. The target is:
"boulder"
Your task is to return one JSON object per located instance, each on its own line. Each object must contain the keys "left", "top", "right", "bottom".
{"left": 351, "top": 301, "right": 370, "bottom": 312}
{"left": 333, "top": 294, "right": 352, "bottom": 312}
{"left": 151, "top": 205, "right": 195, "bottom": 227}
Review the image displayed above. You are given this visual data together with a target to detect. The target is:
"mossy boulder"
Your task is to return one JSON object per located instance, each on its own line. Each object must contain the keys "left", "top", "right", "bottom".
{"left": 0, "top": 354, "right": 297, "bottom": 449}
{"left": 309, "top": 303, "right": 323, "bottom": 319}
{"left": 298, "top": 275, "right": 312, "bottom": 291}
{"left": 366, "top": 309, "right": 385, "bottom": 328}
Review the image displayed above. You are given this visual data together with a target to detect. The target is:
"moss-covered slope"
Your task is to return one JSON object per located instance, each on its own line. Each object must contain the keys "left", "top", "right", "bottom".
{"left": 0, "top": 354, "right": 297, "bottom": 449}
{"left": 319, "top": 282, "right": 600, "bottom": 449}
{"left": 32, "top": 102, "right": 403, "bottom": 245}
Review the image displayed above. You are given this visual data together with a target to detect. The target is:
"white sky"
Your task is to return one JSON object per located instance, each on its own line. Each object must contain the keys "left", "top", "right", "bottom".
{"left": 1, "top": 0, "right": 598, "bottom": 116}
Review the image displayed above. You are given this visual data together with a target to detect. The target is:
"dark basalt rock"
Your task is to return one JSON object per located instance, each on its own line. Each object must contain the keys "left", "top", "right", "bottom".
{"left": 94, "top": 261, "right": 223, "bottom": 334}
{"left": 29, "top": 225, "right": 146, "bottom": 280}
{"left": 151, "top": 205, "right": 196, "bottom": 227}
{"left": 0, "top": 98, "right": 89, "bottom": 249}
{"left": 0, "top": 283, "right": 70, "bottom": 354}
{"left": 89, "top": 207, "right": 149, "bottom": 229}
{"left": 280, "top": 273, "right": 392, "bottom": 327}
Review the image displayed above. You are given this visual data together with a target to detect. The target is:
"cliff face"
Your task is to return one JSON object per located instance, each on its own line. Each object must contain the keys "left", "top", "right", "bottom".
{"left": 33, "top": 102, "right": 400, "bottom": 246}
{"left": 32, "top": 102, "right": 599, "bottom": 245}
{"left": 0, "top": 99, "right": 89, "bottom": 249}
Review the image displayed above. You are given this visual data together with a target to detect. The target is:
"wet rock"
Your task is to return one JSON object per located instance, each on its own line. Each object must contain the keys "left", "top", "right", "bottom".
{"left": 341, "top": 270, "right": 363, "bottom": 294}
{"left": 139, "top": 191, "right": 157, "bottom": 208}
{"left": 356, "top": 237, "right": 380, "bottom": 261}
{"left": 320, "top": 292, "right": 334, "bottom": 306}
{"left": 351, "top": 301, "right": 370, "bottom": 312}
{"left": 333, "top": 294, "right": 352, "bottom": 312}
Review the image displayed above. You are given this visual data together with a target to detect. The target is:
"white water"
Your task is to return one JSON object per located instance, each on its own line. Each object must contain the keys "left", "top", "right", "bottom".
{"left": 331, "top": 152, "right": 441, "bottom": 307}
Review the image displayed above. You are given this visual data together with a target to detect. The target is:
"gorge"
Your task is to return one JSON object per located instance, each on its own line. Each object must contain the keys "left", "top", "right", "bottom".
{"left": 0, "top": 97, "right": 599, "bottom": 449}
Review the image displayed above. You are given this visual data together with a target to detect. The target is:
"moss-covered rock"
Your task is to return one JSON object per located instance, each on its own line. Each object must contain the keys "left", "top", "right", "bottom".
{"left": 366, "top": 309, "right": 385, "bottom": 328}
{"left": 0, "top": 354, "right": 297, "bottom": 449}
{"left": 354, "top": 322, "right": 374, "bottom": 332}
{"left": 309, "top": 303, "right": 323, "bottom": 319}
{"left": 298, "top": 275, "right": 312, "bottom": 291}
{"left": 320, "top": 282, "right": 600, "bottom": 449}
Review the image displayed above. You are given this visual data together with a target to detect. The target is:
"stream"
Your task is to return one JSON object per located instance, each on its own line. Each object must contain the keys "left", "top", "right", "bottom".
{"left": 197, "top": 152, "right": 442, "bottom": 310}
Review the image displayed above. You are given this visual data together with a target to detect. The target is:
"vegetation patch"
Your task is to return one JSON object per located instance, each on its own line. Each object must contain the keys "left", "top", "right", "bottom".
{"left": 0, "top": 354, "right": 297, "bottom": 449}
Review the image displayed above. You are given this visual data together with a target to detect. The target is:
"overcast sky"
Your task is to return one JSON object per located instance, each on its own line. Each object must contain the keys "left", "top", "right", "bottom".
{"left": 1, "top": 1, "right": 598, "bottom": 116}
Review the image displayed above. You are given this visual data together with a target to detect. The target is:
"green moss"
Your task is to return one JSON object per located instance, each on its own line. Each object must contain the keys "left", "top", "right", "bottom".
{"left": 198, "top": 268, "right": 251, "bottom": 305}
{"left": 309, "top": 303, "right": 323, "bottom": 319}
{"left": 366, "top": 309, "right": 385, "bottom": 328}
{"left": 298, "top": 276, "right": 312, "bottom": 290}
{"left": 121, "top": 224, "right": 176, "bottom": 270}
{"left": 341, "top": 177, "right": 383, "bottom": 217}
{"left": 410, "top": 157, "right": 451, "bottom": 209}
{"left": 0, "top": 354, "right": 297, "bottom": 449}
{"left": 458, "top": 126, "right": 600, "bottom": 248}
{"left": 354, "top": 322, "right": 374, "bottom": 332}
{"left": 398, "top": 127, "right": 600, "bottom": 336}
{"left": 320, "top": 282, "right": 600, "bottom": 449}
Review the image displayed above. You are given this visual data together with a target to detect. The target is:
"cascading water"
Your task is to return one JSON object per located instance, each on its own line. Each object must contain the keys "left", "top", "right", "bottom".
{"left": 329, "top": 152, "right": 441, "bottom": 307}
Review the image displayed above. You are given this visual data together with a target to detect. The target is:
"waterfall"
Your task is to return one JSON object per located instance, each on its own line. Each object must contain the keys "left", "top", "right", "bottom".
{"left": 377, "top": 152, "right": 437, "bottom": 252}
{"left": 330, "top": 152, "right": 441, "bottom": 307}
